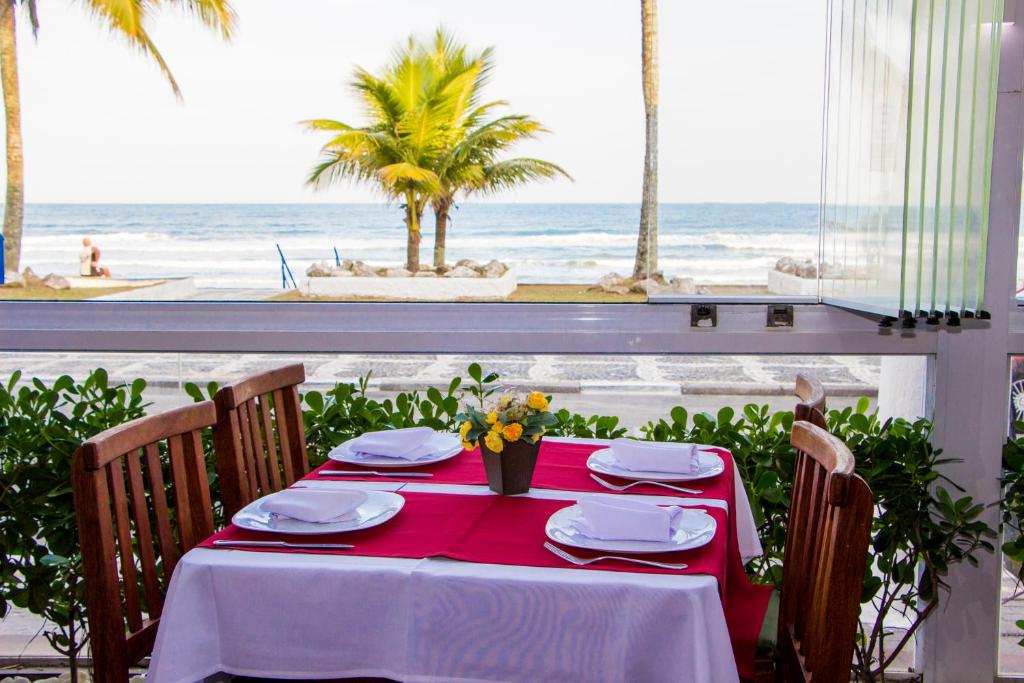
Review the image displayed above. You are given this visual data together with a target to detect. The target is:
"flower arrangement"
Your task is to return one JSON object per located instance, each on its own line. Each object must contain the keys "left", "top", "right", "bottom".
{"left": 458, "top": 391, "right": 556, "bottom": 453}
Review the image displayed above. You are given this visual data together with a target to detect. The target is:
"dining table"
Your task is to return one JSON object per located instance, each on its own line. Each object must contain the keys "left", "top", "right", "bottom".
{"left": 148, "top": 436, "right": 772, "bottom": 683}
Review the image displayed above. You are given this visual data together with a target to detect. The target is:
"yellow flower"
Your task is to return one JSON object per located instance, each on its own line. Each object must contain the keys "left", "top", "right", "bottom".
{"left": 461, "top": 439, "right": 474, "bottom": 451}
{"left": 491, "top": 420, "right": 504, "bottom": 433}
{"left": 486, "top": 411, "right": 499, "bottom": 424}
{"left": 459, "top": 421, "right": 472, "bottom": 439}
{"left": 527, "top": 391, "right": 549, "bottom": 412}
{"left": 502, "top": 423, "right": 523, "bottom": 441}
{"left": 484, "top": 430, "right": 504, "bottom": 453}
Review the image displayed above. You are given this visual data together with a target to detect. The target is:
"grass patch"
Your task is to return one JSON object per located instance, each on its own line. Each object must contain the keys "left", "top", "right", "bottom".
{"left": 0, "top": 285, "right": 139, "bottom": 300}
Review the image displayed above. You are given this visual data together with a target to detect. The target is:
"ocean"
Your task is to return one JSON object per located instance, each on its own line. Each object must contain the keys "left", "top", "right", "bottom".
{"left": 18, "top": 203, "right": 820, "bottom": 289}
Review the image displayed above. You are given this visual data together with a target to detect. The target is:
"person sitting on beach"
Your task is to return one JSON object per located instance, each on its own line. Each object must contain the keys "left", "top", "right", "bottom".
{"left": 80, "top": 238, "right": 111, "bottom": 277}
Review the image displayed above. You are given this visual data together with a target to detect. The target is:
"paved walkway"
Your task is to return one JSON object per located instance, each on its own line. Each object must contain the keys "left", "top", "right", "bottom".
{"left": 1, "top": 352, "right": 880, "bottom": 396}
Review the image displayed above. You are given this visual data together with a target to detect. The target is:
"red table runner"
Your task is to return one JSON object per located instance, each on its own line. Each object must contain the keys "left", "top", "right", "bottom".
{"left": 203, "top": 461, "right": 771, "bottom": 678}
{"left": 313, "top": 440, "right": 735, "bottom": 500}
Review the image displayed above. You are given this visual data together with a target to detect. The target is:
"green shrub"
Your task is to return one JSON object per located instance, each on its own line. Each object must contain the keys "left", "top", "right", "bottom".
{"left": 0, "top": 367, "right": 997, "bottom": 682}
{"left": 0, "top": 369, "right": 149, "bottom": 675}
{"left": 642, "top": 399, "right": 994, "bottom": 681}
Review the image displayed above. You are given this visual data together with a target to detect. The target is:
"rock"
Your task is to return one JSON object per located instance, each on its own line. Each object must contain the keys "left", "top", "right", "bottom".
{"left": 444, "top": 265, "right": 480, "bottom": 278}
{"left": 795, "top": 259, "right": 817, "bottom": 279}
{"left": 351, "top": 261, "right": 378, "bottom": 277}
{"left": 775, "top": 257, "right": 798, "bottom": 275}
{"left": 414, "top": 271, "right": 438, "bottom": 278}
{"left": 341, "top": 259, "right": 354, "bottom": 271}
{"left": 385, "top": 268, "right": 412, "bottom": 278}
{"left": 820, "top": 261, "right": 843, "bottom": 278}
{"left": 668, "top": 276, "right": 696, "bottom": 294}
{"left": 630, "top": 278, "right": 661, "bottom": 294}
{"left": 305, "top": 261, "right": 332, "bottom": 277}
{"left": 329, "top": 268, "right": 354, "bottom": 277}
{"left": 43, "top": 273, "right": 71, "bottom": 290}
{"left": 435, "top": 264, "right": 451, "bottom": 276}
{"left": 481, "top": 259, "right": 508, "bottom": 278}
{"left": 598, "top": 272, "right": 632, "bottom": 294}
{"left": 419, "top": 264, "right": 436, "bottom": 272}
{"left": 2, "top": 271, "right": 24, "bottom": 287}
{"left": 1, "top": 676, "right": 32, "bottom": 683}
{"left": 455, "top": 259, "right": 481, "bottom": 270}
{"left": 22, "top": 267, "right": 43, "bottom": 287}
{"left": 697, "top": 286, "right": 712, "bottom": 295}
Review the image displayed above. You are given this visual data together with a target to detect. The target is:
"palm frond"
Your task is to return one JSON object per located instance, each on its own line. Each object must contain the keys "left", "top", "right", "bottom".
{"left": 473, "top": 158, "right": 572, "bottom": 194}
{"left": 23, "top": 0, "right": 39, "bottom": 37}
{"left": 163, "top": 0, "right": 235, "bottom": 39}
{"left": 301, "top": 119, "right": 354, "bottom": 133}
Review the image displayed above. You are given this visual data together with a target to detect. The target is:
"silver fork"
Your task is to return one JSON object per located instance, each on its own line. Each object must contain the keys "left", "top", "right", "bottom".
{"left": 589, "top": 473, "right": 702, "bottom": 495}
{"left": 543, "top": 542, "right": 688, "bottom": 570}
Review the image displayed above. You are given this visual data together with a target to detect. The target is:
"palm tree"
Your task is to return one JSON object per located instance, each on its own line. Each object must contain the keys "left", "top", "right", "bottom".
{"left": 306, "top": 30, "right": 569, "bottom": 272}
{"left": 0, "top": 0, "right": 235, "bottom": 274}
{"left": 633, "top": 0, "right": 659, "bottom": 281}
{"left": 304, "top": 40, "right": 455, "bottom": 272}
{"left": 426, "top": 31, "right": 569, "bottom": 268}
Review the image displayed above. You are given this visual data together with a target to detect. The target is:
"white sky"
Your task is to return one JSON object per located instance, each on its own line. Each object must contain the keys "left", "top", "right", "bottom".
{"left": 8, "top": 0, "right": 826, "bottom": 204}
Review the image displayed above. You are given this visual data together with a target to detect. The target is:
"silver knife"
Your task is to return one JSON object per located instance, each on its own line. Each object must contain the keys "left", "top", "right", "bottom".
{"left": 318, "top": 470, "right": 434, "bottom": 478}
{"left": 212, "top": 539, "right": 354, "bottom": 550}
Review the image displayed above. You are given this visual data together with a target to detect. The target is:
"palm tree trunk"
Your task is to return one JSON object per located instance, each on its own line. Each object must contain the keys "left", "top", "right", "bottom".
{"left": 0, "top": 0, "right": 23, "bottom": 274}
{"left": 633, "top": 0, "right": 658, "bottom": 281}
{"left": 433, "top": 197, "right": 452, "bottom": 269}
{"left": 405, "top": 193, "right": 422, "bottom": 272}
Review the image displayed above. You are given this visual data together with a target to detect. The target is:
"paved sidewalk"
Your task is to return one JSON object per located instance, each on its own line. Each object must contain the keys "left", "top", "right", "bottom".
{"left": 1, "top": 352, "right": 881, "bottom": 397}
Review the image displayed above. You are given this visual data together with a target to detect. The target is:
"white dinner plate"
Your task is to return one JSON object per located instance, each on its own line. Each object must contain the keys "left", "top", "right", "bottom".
{"left": 586, "top": 447, "right": 725, "bottom": 482}
{"left": 327, "top": 431, "right": 462, "bottom": 468}
{"left": 232, "top": 490, "right": 405, "bottom": 535}
{"left": 545, "top": 504, "right": 717, "bottom": 554}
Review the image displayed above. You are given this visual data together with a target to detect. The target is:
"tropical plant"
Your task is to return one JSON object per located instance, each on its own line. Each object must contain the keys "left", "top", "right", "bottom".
{"left": 0, "top": 369, "right": 149, "bottom": 677}
{"left": 422, "top": 31, "right": 569, "bottom": 268}
{"left": 304, "top": 29, "right": 568, "bottom": 272}
{"left": 304, "top": 38, "right": 453, "bottom": 272}
{"left": 633, "top": 0, "right": 659, "bottom": 280}
{"left": 643, "top": 400, "right": 995, "bottom": 682}
{"left": 0, "top": 0, "right": 235, "bottom": 273}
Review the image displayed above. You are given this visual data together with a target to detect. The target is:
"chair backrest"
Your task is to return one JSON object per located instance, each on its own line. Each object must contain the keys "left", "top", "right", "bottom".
{"left": 794, "top": 373, "right": 827, "bottom": 428}
{"left": 777, "top": 421, "right": 873, "bottom": 682}
{"left": 73, "top": 401, "right": 217, "bottom": 683}
{"left": 213, "top": 363, "right": 309, "bottom": 518}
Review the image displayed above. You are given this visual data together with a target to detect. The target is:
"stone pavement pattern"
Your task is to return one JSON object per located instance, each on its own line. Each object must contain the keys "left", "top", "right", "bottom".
{"left": 1, "top": 352, "right": 881, "bottom": 396}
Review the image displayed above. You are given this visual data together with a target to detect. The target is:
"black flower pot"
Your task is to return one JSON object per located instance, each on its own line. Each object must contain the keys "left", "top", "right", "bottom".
{"left": 479, "top": 436, "right": 542, "bottom": 495}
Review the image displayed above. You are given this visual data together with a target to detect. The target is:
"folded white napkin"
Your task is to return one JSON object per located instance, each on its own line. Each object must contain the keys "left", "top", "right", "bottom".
{"left": 574, "top": 497, "right": 687, "bottom": 543}
{"left": 610, "top": 438, "right": 698, "bottom": 474}
{"left": 349, "top": 427, "right": 435, "bottom": 460}
{"left": 262, "top": 489, "right": 368, "bottom": 523}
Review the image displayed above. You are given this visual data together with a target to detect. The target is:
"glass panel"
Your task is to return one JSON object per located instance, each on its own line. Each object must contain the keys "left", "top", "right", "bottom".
{"left": 821, "top": 0, "right": 1002, "bottom": 318}
{"left": 821, "top": 0, "right": 915, "bottom": 315}
{"left": 0, "top": 1, "right": 828, "bottom": 305}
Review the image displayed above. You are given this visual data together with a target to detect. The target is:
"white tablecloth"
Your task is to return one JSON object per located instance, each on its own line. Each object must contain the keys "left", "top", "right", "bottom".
{"left": 149, "top": 439, "right": 762, "bottom": 683}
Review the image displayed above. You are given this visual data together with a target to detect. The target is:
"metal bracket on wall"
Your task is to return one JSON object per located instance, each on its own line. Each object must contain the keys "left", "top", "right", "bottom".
{"left": 691, "top": 304, "right": 717, "bottom": 328}
{"left": 766, "top": 304, "right": 794, "bottom": 328}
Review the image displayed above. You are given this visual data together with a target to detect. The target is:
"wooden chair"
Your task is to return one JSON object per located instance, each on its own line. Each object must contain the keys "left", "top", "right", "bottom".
{"left": 213, "top": 363, "right": 310, "bottom": 519}
{"left": 775, "top": 420, "right": 874, "bottom": 682}
{"left": 73, "top": 401, "right": 217, "bottom": 683}
{"left": 794, "top": 372, "right": 827, "bottom": 428}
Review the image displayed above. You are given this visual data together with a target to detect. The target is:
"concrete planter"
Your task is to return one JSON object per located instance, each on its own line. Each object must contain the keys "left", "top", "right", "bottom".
{"left": 305, "top": 270, "right": 517, "bottom": 300}
{"left": 767, "top": 270, "right": 820, "bottom": 296}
